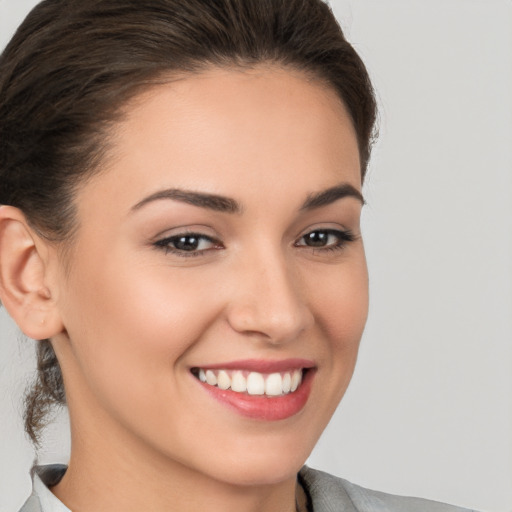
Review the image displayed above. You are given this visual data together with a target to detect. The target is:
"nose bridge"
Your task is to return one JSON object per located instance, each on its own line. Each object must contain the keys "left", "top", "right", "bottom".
{"left": 227, "top": 244, "right": 313, "bottom": 342}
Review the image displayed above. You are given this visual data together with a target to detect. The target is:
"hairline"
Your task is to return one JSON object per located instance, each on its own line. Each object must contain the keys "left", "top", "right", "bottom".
{"left": 48, "top": 61, "right": 363, "bottom": 273}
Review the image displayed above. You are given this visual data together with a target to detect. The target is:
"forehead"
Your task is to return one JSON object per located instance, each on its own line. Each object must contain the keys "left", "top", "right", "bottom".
{"left": 78, "top": 66, "right": 361, "bottom": 215}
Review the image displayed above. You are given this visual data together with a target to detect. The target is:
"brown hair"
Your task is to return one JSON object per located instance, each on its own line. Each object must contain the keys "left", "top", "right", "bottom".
{"left": 0, "top": 0, "right": 377, "bottom": 445}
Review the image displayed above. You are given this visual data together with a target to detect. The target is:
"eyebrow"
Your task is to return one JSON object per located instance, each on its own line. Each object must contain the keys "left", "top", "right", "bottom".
{"left": 131, "top": 188, "right": 242, "bottom": 214}
{"left": 300, "top": 183, "right": 365, "bottom": 210}
{"left": 130, "top": 182, "right": 364, "bottom": 215}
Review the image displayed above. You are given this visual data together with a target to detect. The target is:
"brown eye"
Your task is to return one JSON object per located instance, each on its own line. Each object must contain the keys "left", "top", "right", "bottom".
{"left": 154, "top": 233, "right": 221, "bottom": 256}
{"left": 302, "top": 231, "right": 331, "bottom": 247}
{"left": 296, "top": 229, "right": 356, "bottom": 250}
{"left": 173, "top": 235, "right": 202, "bottom": 251}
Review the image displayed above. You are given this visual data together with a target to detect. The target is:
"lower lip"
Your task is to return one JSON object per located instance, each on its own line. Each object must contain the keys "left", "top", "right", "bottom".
{"left": 197, "top": 370, "right": 315, "bottom": 421}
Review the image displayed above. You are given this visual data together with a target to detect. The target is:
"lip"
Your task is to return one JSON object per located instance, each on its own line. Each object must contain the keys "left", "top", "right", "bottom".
{"left": 191, "top": 359, "right": 316, "bottom": 421}
{"left": 195, "top": 358, "right": 315, "bottom": 373}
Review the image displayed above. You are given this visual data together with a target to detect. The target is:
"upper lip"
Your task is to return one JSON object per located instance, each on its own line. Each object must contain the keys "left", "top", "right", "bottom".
{"left": 191, "top": 358, "right": 315, "bottom": 373}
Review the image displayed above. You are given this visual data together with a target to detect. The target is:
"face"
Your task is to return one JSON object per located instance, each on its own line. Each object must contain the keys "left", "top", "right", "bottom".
{"left": 50, "top": 66, "right": 368, "bottom": 486}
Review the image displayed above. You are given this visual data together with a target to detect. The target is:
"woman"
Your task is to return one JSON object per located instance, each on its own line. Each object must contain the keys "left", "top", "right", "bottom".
{"left": 0, "top": 1, "right": 475, "bottom": 511}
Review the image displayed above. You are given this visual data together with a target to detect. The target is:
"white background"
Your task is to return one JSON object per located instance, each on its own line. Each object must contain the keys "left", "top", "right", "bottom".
{"left": 1, "top": 1, "right": 511, "bottom": 511}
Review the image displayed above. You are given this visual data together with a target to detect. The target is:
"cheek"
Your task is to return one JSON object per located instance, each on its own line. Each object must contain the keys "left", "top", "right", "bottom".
{"left": 308, "top": 251, "right": 368, "bottom": 401}
{"left": 58, "top": 252, "right": 224, "bottom": 401}
{"left": 311, "top": 252, "right": 369, "bottom": 345}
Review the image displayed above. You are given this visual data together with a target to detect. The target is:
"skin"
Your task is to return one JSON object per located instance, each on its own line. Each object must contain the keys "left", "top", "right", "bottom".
{"left": 0, "top": 66, "right": 368, "bottom": 512}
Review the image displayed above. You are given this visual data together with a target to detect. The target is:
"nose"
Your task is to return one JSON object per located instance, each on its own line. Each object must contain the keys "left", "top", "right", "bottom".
{"left": 225, "top": 250, "right": 314, "bottom": 344}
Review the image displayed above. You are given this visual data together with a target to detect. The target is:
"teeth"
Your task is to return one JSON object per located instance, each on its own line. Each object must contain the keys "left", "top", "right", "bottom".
{"left": 205, "top": 370, "right": 217, "bottom": 386}
{"left": 291, "top": 369, "right": 301, "bottom": 392}
{"left": 265, "top": 373, "right": 283, "bottom": 396}
{"left": 282, "top": 372, "right": 291, "bottom": 393}
{"left": 247, "top": 372, "right": 265, "bottom": 395}
{"left": 217, "top": 370, "right": 231, "bottom": 390}
{"left": 195, "top": 368, "right": 304, "bottom": 397}
{"left": 231, "top": 371, "right": 247, "bottom": 392}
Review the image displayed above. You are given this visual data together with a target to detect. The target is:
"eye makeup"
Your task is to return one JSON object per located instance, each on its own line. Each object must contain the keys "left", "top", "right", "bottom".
{"left": 152, "top": 227, "right": 358, "bottom": 258}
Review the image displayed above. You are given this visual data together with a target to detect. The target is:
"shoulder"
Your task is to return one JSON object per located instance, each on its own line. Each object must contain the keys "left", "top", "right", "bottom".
{"left": 299, "top": 466, "right": 477, "bottom": 512}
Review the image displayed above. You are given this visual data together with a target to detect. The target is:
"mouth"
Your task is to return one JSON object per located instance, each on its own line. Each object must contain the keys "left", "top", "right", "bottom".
{"left": 191, "top": 367, "right": 306, "bottom": 397}
{"left": 190, "top": 359, "right": 315, "bottom": 421}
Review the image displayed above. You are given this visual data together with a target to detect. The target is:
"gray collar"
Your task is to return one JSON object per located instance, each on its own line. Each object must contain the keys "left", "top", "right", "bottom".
{"left": 20, "top": 464, "right": 355, "bottom": 512}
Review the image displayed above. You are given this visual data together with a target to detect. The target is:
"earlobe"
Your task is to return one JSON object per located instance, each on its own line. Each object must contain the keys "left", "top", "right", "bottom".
{"left": 0, "top": 206, "right": 64, "bottom": 340}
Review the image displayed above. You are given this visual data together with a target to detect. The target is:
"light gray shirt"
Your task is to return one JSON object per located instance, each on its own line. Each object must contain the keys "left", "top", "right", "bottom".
{"left": 19, "top": 464, "right": 476, "bottom": 512}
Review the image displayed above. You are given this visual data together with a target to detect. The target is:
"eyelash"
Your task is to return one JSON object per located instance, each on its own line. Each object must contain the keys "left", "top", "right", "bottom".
{"left": 153, "top": 229, "right": 356, "bottom": 258}
{"left": 294, "top": 229, "right": 356, "bottom": 253}
{"left": 153, "top": 232, "right": 222, "bottom": 257}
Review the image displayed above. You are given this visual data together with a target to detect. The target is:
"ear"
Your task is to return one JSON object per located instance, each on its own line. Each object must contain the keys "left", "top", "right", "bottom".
{"left": 0, "top": 206, "right": 64, "bottom": 340}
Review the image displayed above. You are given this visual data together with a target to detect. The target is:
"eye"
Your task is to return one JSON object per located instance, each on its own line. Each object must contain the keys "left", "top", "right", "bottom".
{"left": 295, "top": 229, "right": 356, "bottom": 251}
{"left": 154, "top": 233, "right": 221, "bottom": 256}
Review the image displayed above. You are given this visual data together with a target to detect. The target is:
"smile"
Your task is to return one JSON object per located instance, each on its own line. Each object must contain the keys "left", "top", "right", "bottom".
{"left": 190, "top": 359, "right": 316, "bottom": 420}
{"left": 192, "top": 368, "right": 304, "bottom": 397}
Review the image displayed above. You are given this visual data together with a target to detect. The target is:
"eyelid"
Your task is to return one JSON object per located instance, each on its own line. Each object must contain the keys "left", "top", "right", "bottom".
{"left": 295, "top": 224, "right": 353, "bottom": 240}
{"left": 152, "top": 229, "right": 224, "bottom": 258}
{"left": 294, "top": 227, "right": 357, "bottom": 250}
{"left": 151, "top": 223, "right": 219, "bottom": 241}
{"left": 154, "top": 232, "right": 217, "bottom": 246}
{"left": 150, "top": 224, "right": 358, "bottom": 259}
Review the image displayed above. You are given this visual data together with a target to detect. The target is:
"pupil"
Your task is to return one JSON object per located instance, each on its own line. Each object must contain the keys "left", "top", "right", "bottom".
{"left": 175, "top": 236, "right": 199, "bottom": 251}
{"left": 306, "top": 231, "right": 327, "bottom": 247}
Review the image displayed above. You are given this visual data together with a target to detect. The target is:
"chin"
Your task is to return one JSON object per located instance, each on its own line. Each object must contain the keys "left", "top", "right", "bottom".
{"left": 197, "top": 437, "right": 313, "bottom": 487}
{"left": 212, "top": 462, "right": 304, "bottom": 487}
